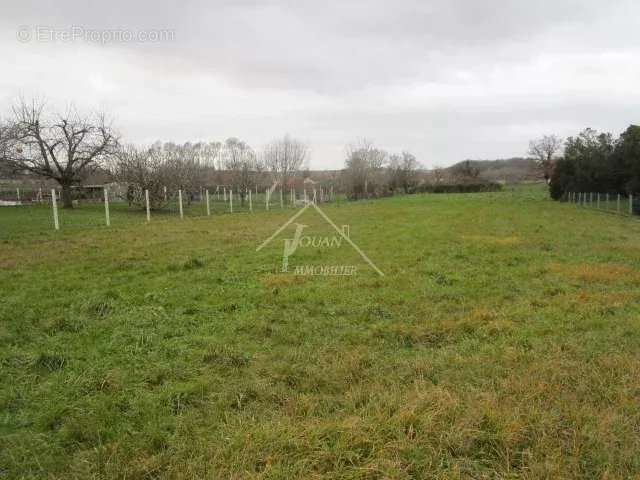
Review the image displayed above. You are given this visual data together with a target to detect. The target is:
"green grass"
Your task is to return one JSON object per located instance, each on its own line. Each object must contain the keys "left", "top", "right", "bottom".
{"left": 1, "top": 186, "right": 640, "bottom": 479}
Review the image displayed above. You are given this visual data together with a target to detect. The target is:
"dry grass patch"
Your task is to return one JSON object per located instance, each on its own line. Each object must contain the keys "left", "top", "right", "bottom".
{"left": 462, "top": 235, "right": 521, "bottom": 246}
{"left": 260, "top": 273, "right": 307, "bottom": 288}
{"left": 549, "top": 262, "right": 640, "bottom": 284}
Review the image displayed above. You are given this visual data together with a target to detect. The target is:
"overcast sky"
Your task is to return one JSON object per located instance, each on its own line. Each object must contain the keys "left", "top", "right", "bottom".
{"left": 1, "top": 0, "right": 639, "bottom": 169}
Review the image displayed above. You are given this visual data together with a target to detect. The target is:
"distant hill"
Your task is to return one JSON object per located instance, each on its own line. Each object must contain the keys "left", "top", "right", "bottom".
{"left": 446, "top": 157, "right": 541, "bottom": 183}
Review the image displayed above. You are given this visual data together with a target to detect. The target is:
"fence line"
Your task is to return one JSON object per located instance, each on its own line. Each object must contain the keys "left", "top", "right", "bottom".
{"left": 0, "top": 184, "right": 338, "bottom": 236}
{"left": 566, "top": 191, "right": 638, "bottom": 218}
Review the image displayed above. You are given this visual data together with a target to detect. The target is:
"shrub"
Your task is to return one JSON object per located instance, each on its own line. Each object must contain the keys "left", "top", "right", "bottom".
{"left": 416, "top": 182, "right": 503, "bottom": 194}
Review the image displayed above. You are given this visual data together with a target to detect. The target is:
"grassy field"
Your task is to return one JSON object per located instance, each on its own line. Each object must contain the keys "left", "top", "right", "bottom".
{"left": 1, "top": 186, "right": 640, "bottom": 479}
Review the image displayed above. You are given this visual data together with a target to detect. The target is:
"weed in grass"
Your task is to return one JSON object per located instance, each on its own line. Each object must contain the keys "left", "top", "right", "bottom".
{"left": 182, "top": 256, "right": 205, "bottom": 270}
{"left": 203, "top": 346, "right": 252, "bottom": 368}
{"left": 33, "top": 353, "right": 66, "bottom": 372}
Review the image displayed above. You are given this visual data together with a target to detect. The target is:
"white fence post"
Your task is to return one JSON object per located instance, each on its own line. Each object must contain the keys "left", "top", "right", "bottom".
{"left": 206, "top": 189, "right": 211, "bottom": 216}
{"left": 16, "top": 188, "right": 20, "bottom": 202}
{"left": 104, "top": 188, "right": 110, "bottom": 227}
{"left": 51, "top": 189, "right": 59, "bottom": 231}
{"left": 230, "top": 189, "right": 233, "bottom": 213}
{"left": 163, "top": 186, "right": 167, "bottom": 202}
{"left": 280, "top": 188, "right": 283, "bottom": 208}
{"left": 249, "top": 189, "right": 253, "bottom": 212}
{"left": 178, "top": 189, "right": 184, "bottom": 219}
{"left": 145, "top": 189, "right": 151, "bottom": 222}
{"left": 223, "top": 187, "right": 227, "bottom": 202}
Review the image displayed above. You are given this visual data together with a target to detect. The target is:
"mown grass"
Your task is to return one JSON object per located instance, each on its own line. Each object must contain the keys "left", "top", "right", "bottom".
{"left": 1, "top": 185, "right": 640, "bottom": 479}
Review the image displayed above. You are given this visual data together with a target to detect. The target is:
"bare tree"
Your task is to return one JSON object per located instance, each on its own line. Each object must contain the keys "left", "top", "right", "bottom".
{"left": 0, "top": 99, "right": 118, "bottom": 208}
{"left": 113, "top": 141, "right": 218, "bottom": 209}
{"left": 159, "top": 142, "right": 207, "bottom": 202}
{"left": 193, "top": 141, "right": 222, "bottom": 170}
{"left": 112, "top": 145, "right": 174, "bottom": 209}
{"left": 432, "top": 165, "right": 445, "bottom": 184}
{"left": 388, "top": 151, "right": 420, "bottom": 193}
{"left": 528, "top": 134, "right": 563, "bottom": 183}
{"left": 223, "top": 137, "right": 258, "bottom": 206}
{"left": 263, "top": 134, "right": 307, "bottom": 190}
{"left": 344, "top": 139, "right": 388, "bottom": 199}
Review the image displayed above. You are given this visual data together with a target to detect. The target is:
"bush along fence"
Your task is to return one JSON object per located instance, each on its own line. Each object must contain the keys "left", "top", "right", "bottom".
{"left": 564, "top": 192, "right": 640, "bottom": 217}
{"left": 0, "top": 184, "right": 337, "bottom": 234}
{"left": 414, "top": 182, "right": 503, "bottom": 194}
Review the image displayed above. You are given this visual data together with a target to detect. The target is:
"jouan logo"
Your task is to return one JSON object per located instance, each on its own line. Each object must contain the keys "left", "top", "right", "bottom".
{"left": 282, "top": 223, "right": 349, "bottom": 273}
{"left": 256, "top": 201, "right": 384, "bottom": 276}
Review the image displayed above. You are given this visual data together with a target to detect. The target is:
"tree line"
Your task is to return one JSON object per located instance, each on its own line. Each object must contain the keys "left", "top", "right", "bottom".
{"left": 0, "top": 99, "right": 430, "bottom": 208}
{"left": 548, "top": 126, "right": 640, "bottom": 200}
{"left": 528, "top": 126, "right": 640, "bottom": 201}
{"left": 342, "top": 139, "right": 422, "bottom": 199}
{"left": 0, "top": 99, "right": 309, "bottom": 209}
{"left": 1, "top": 98, "right": 512, "bottom": 209}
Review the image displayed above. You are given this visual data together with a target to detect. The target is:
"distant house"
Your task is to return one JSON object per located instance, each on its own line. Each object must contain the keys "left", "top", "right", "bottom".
{"left": 73, "top": 183, "right": 127, "bottom": 201}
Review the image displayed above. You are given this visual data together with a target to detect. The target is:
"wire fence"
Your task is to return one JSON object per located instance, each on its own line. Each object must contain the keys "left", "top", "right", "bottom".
{"left": 0, "top": 185, "right": 337, "bottom": 239}
{"left": 564, "top": 191, "right": 639, "bottom": 217}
